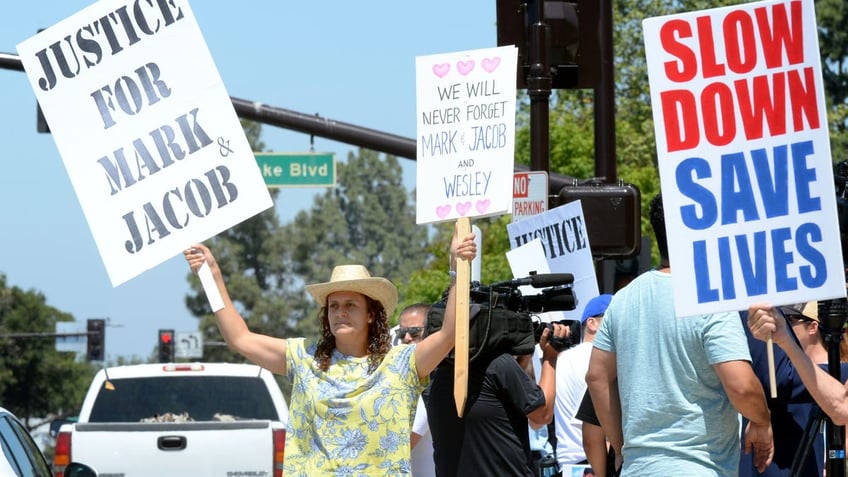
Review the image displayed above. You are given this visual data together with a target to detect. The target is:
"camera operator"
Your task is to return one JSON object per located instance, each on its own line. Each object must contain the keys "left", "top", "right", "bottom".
{"left": 426, "top": 322, "right": 569, "bottom": 477}
{"left": 748, "top": 303, "right": 848, "bottom": 426}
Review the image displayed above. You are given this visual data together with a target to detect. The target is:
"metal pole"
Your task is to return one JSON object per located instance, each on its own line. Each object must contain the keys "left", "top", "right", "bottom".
{"left": 594, "top": 0, "right": 616, "bottom": 183}
{"left": 526, "top": 0, "right": 552, "bottom": 175}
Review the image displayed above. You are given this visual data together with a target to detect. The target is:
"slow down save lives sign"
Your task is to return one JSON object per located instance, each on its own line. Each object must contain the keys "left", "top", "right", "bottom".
{"left": 255, "top": 153, "right": 336, "bottom": 187}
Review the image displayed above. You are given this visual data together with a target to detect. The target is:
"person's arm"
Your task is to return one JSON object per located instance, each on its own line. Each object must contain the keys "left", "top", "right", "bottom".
{"left": 185, "top": 244, "right": 288, "bottom": 375}
{"left": 586, "top": 347, "right": 623, "bottom": 455}
{"left": 414, "top": 223, "right": 477, "bottom": 378}
{"left": 713, "top": 360, "right": 773, "bottom": 472}
{"left": 527, "top": 324, "right": 567, "bottom": 428}
{"left": 582, "top": 422, "right": 608, "bottom": 477}
{"left": 748, "top": 303, "right": 848, "bottom": 425}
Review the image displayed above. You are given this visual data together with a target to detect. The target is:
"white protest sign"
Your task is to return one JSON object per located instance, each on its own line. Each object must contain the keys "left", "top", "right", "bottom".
{"left": 506, "top": 200, "right": 598, "bottom": 320}
{"left": 16, "top": 0, "right": 272, "bottom": 287}
{"left": 415, "top": 46, "right": 518, "bottom": 224}
{"left": 644, "top": 0, "right": 845, "bottom": 316}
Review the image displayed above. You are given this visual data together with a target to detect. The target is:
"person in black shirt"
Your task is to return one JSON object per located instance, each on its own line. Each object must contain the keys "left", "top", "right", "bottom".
{"left": 426, "top": 324, "right": 566, "bottom": 476}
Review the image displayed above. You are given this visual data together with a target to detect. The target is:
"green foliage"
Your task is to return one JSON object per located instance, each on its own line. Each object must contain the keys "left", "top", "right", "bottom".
{"left": 0, "top": 274, "right": 96, "bottom": 425}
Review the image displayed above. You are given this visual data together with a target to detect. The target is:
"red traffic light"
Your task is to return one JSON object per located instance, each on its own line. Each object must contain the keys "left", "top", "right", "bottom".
{"left": 160, "top": 332, "right": 172, "bottom": 344}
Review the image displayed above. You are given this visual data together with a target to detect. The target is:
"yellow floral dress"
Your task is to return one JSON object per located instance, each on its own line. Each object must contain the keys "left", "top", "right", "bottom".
{"left": 284, "top": 338, "right": 424, "bottom": 476}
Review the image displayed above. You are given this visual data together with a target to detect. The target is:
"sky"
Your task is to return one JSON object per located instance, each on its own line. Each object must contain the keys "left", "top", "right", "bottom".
{"left": 0, "top": 1, "right": 496, "bottom": 360}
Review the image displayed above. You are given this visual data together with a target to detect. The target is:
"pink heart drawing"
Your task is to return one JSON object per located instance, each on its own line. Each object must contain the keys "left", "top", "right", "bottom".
{"left": 456, "top": 201, "right": 472, "bottom": 216}
{"left": 475, "top": 199, "right": 491, "bottom": 214}
{"left": 482, "top": 57, "right": 501, "bottom": 73}
{"left": 456, "top": 60, "right": 475, "bottom": 76}
{"left": 432, "top": 63, "right": 450, "bottom": 78}
{"left": 436, "top": 204, "right": 451, "bottom": 218}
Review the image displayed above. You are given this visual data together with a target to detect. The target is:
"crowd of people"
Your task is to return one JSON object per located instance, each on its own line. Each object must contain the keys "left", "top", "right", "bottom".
{"left": 184, "top": 192, "right": 848, "bottom": 477}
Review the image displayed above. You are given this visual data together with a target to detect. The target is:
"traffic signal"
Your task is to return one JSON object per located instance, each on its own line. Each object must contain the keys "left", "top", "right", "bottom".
{"left": 86, "top": 319, "right": 105, "bottom": 361}
{"left": 158, "top": 329, "right": 175, "bottom": 363}
{"left": 496, "top": 0, "right": 601, "bottom": 89}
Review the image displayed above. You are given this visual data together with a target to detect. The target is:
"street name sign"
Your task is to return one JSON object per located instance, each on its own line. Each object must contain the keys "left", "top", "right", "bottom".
{"left": 255, "top": 153, "right": 336, "bottom": 187}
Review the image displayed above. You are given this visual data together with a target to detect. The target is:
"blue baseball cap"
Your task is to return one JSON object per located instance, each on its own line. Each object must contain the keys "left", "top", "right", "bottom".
{"left": 581, "top": 294, "right": 613, "bottom": 324}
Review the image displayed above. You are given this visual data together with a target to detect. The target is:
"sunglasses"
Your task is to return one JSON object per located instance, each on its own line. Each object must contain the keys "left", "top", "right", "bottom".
{"left": 782, "top": 311, "right": 816, "bottom": 325}
{"left": 396, "top": 327, "right": 424, "bottom": 339}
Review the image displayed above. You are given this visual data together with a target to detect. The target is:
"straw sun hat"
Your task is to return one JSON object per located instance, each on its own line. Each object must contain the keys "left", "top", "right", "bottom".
{"left": 306, "top": 265, "right": 398, "bottom": 317}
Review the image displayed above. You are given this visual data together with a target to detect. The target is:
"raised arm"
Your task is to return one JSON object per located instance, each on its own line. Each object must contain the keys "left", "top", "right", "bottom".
{"left": 527, "top": 324, "right": 567, "bottom": 428}
{"left": 185, "top": 244, "right": 288, "bottom": 375}
{"left": 748, "top": 303, "right": 848, "bottom": 425}
{"left": 413, "top": 223, "right": 477, "bottom": 378}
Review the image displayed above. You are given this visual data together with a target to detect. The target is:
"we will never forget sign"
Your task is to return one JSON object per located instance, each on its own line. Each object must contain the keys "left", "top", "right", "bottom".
{"left": 644, "top": 0, "right": 845, "bottom": 316}
{"left": 16, "top": 0, "right": 272, "bottom": 287}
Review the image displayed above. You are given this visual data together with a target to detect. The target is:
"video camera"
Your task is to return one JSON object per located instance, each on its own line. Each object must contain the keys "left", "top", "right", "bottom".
{"left": 425, "top": 272, "right": 579, "bottom": 365}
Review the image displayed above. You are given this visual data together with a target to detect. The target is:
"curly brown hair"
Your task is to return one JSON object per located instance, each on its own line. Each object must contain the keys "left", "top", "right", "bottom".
{"left": 314, "top": 294, "right": 392, "bottom": 373}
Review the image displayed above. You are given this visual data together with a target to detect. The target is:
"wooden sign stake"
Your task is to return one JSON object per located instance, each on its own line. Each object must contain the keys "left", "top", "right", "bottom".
{"left": 454, "top": 217, "right": 471, "bottom": 417}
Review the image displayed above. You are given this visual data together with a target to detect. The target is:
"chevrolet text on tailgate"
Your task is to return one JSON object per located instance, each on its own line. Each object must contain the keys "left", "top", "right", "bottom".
{"left": 54, "top": 363, "right": 288, "bottom": 477}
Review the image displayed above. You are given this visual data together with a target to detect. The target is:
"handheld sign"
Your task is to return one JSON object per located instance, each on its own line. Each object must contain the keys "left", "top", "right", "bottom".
{"left": 644, "top": 0, "right": 845, "bottom": 318}
{"left": 415, "top": 46, "right": 518, "bottom": 224}
{"left": 644, "top": 0, "right": 846, "bottom": 397}
{"left": 16, "top": 0, "right": 273, "bottom": 287}
{"left": 416, "top": 46, "right": 518, "bottom": 416}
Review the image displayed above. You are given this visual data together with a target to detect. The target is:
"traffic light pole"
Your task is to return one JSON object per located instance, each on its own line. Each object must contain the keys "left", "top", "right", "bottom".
{"left": 1, "top": 51, "right": 576, "bottom": 198}
{"left": 526, "top": 0, "right": 552, "bottom": 175}
{"left": 595, "top": 0, "right": 616, "bottom": 182}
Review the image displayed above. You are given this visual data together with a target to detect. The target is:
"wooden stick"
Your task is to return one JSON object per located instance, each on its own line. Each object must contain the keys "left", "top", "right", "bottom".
{"left": 766, "top": 334, "right": 777, "bottom": 398}
{"left": 454, "top": 217, "right": 471, "bottom": 417}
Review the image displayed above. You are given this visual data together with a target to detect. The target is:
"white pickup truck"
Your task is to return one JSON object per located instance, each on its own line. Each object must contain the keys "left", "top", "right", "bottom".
{"left": 53, "top": 362, "right": 289, "bottom": 477}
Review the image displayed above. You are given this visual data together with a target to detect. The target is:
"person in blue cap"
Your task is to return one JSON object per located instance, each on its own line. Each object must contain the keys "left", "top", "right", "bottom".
{"left": 553, "top": 294, "right": 614, "bottom": 470}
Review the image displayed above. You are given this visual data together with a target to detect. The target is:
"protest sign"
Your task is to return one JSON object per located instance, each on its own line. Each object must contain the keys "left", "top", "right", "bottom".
{"left": 415, "top": 45, "right": 518, "bottom": 224}
{"left": 16, "top": 0, "right": 272, "bottom": 287}
{"left": 507, "top": 200, "right": 598, "bottom": 320}
{"left": 644, "top": 0, "right": 845, "bottom": 316}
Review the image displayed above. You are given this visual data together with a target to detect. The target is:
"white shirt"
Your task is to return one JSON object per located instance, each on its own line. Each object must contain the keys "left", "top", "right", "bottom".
{"left": 554, "top": 341, "right": 593, "bottom": 466}
{"left": 411, "top": 396, "right": 435, "bottom": 477}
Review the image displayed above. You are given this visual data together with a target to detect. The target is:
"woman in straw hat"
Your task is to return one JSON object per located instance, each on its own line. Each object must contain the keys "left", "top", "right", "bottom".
{"left": 184, "top": 222, "right": 476, "bottom": 476}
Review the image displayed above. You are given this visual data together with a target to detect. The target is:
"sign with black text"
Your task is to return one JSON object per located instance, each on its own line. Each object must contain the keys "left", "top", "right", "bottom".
{"left": 506, "top": 201, "right": 598, "bottom": 320}
{"left": 16, "top": 0, "right": 272, "bottom": 286}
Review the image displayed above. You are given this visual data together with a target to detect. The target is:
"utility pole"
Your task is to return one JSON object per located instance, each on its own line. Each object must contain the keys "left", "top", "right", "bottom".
{"left": 526, "top": 0, "right": 552, "bottom": 174}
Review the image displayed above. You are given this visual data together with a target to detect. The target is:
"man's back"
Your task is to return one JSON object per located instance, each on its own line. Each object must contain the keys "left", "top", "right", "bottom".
{"left": 593, "top": 270, "right": 751, "bottom": 475}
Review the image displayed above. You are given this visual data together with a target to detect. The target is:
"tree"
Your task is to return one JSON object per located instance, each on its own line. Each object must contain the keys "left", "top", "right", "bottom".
{"left": 817, "top": 0, "right": 848, "bottom": 157}
{"left": 0, "top": 274, "right": 95, "bottom": 425}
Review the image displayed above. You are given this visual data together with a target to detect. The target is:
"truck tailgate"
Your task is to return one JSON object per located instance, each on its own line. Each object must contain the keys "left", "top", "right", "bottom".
{"left": 71, "top": 421, "right": 277, "bottom": 477}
